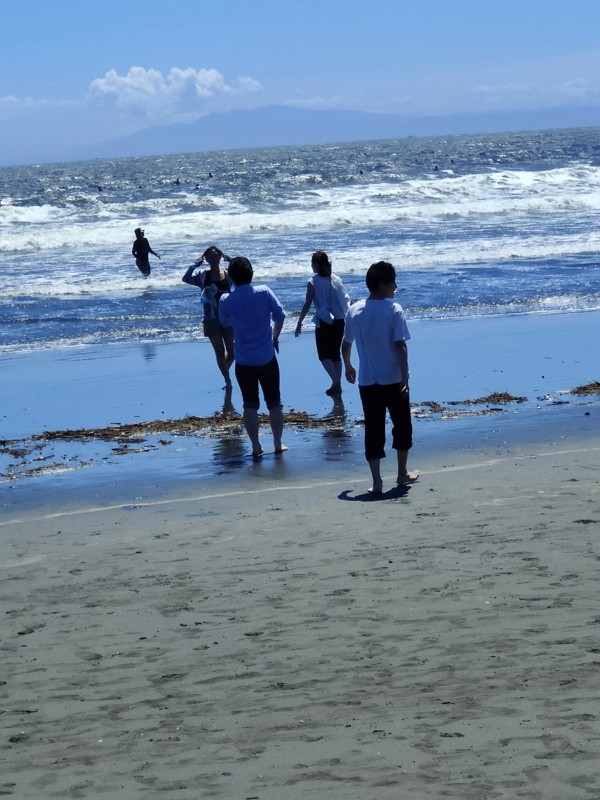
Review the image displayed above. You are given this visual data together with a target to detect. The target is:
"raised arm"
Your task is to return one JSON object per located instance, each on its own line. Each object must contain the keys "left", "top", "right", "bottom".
{"left": 182, "top": 262, "right": 204, "bottom": 287}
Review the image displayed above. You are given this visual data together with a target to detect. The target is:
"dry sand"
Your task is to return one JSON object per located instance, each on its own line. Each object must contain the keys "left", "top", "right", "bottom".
{"left": 2, "top": 432, "right": 599, "bottom": 799}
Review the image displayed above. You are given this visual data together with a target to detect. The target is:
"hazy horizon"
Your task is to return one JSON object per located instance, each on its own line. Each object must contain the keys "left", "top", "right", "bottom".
{"left": 1, "top": 0, "right": 599, "bottom": 165}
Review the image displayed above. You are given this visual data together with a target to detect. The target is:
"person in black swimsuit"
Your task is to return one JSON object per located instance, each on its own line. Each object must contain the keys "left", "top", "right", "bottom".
{"left": 182, "top": 245, "right": 234, "bottom": 388}
{"left": 132, "top": 227, "right": 160, "bottom": 276}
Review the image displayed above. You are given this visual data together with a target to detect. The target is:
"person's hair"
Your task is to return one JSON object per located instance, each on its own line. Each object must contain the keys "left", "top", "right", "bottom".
{"left": 311, "top": 250, "right": 332, "bottom": 278}
{"left": 366, "top": 261, "right": 396, "bottom": 292}
{"left": 202, "top": 245, "right": 223, "bottom": 259}
{"left": 228, "top": 256, "right": 253, "bottom": 285}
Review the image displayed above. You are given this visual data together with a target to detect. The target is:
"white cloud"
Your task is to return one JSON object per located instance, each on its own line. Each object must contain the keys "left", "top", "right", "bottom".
{"left": 86, "top": 66, "right": 263, "bottom": 120}
{"left": 474, "top": 78, "right": 600, "bottom": 109}
{"left": 235, "top": 75, "right": 262, "bottom": 93}
{"left": 555, "top": 78, "right": 600, "bottom": 104}
{"left": 0, "top": 95, "right": 74, "bottom": 119}
{"left": 283, "top": 92, "right": 355, "bottom": 110}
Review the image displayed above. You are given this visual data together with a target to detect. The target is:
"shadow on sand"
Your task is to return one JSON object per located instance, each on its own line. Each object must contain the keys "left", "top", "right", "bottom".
{"left": 338, "top": 484, "right": 413, "bottom": 502}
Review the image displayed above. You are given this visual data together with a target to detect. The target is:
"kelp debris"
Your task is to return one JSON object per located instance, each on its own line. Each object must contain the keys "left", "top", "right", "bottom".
{"left": 448, "top": 392, "right": 527, "bottom": 406}
{"left": 570, "top": 382, "right": 600, "bottom": 396}
{"left": 414, "top": 400, "right": 448, "bottom": 414}
{"left": 26, "top": 411, "right": 325, "bottom": 444}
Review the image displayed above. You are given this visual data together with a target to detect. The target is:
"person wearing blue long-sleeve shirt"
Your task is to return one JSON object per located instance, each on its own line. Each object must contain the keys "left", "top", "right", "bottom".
{"left": 219, "top": 256, "right": 287, "bottom": 458}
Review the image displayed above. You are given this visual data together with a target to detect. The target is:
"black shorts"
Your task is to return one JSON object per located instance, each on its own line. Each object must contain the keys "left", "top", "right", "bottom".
{"left": 235, "top": 357, "right": 281, "bottom": 411}
{"left": 358, "top": 383, "right": 413, "bottom": 461}
{"left": 315, "top": 318, "right": 345, "bottom": 362}
{"left": 203, "top": 319, "right": 233, "bottom": 340}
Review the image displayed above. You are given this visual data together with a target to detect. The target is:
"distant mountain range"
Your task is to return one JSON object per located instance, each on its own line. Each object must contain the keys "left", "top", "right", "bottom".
{"left": 69, "top": 104, "right": 600, "bottom": 161}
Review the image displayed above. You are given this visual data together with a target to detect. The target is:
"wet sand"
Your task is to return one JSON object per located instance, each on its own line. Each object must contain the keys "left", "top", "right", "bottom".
{"left": 1, "top": 311, "right": 599, "bottom": 798}
{"left": 1, "top": 311, "right": 598, "bottom": 500}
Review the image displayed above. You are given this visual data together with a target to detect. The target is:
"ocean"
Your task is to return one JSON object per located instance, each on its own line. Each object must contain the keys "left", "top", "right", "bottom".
{"left": 1, "top": 127, "right": 599, "bottom": 354}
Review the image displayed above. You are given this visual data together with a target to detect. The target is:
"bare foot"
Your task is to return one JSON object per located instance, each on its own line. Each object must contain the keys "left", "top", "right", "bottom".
{"left": 368, "top": 481, "right": 383, "bottom": 494}
{"left": 397, "top": 470, "right": 420, "bottom": 485}
{"left": 274, "top": 444, "right": 288, "bottom": 455}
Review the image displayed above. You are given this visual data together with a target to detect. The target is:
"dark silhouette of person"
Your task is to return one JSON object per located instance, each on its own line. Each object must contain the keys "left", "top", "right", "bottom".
{"left": 132, "top": 227, "right": 160, "bottom": 277}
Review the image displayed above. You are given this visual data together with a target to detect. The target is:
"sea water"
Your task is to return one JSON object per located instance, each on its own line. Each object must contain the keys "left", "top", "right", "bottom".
{"left": 1, "top": 127, "right": 599, "bottom": 353}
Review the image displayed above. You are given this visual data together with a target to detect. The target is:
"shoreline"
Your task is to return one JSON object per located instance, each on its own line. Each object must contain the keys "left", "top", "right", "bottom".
{"left": 1, "top": 310, "right": 598, "bottom": 512}
{"left": 2, "top": 402, "right": 598, "bottom": 506}
{"left": 2, "top": 383, "right": 597, "bottom": 519}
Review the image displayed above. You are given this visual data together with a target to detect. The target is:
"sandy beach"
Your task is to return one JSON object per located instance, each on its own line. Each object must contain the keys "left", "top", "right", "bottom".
{"left": 1, "top": 311, "right": 599, "bottom": 798}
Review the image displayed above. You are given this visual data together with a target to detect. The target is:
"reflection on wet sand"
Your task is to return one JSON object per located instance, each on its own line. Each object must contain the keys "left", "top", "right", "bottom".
{"left": 2, "top": 385, "right": 597, "bottom": 482}
{"left": 211, "top": 387, "right": 245, "bottom": 466}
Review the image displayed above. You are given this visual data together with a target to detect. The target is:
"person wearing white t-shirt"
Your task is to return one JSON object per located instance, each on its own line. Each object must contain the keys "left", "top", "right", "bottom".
{"left": 342, "top": 261, "right": 419, "bottom": 494}
{"left": 295, "top": 250, "right": 350, "bottom": 396}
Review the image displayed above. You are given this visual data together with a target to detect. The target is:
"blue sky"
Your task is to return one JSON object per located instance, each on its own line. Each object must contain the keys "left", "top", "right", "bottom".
{"left": 1, "top": 0, "right": 599, "bottom": 164}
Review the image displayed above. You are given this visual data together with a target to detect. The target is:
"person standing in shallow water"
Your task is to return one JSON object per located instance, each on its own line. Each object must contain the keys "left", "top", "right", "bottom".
{"left": 342, "top": 261, "right": 419, "bottom": 494}
{"left": 294, "top": 250, "right": 350, "bottom": 396}
{"left": 132, "top": 227, "right": 160, "bottom": 276}
{"left": 218, "top": 256, "right": 287, "bottom": 458}
{"left": 182, "top": 246, "right": 235, "bottom": 389}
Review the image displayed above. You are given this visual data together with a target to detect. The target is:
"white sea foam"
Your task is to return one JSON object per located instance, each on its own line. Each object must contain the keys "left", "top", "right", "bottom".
{"left": 2, "top": 164, "right": 600, "bottom": 256}
{"left": 1, "top": 133, "right": 599, "bottom": 352}
{"left": 1, "top": 229, "right": 598, "bottom": 299}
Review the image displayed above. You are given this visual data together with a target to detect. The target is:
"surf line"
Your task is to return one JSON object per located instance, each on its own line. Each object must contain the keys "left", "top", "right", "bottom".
{"left": 1, "top": 444, "right": 598, "bottom": 526}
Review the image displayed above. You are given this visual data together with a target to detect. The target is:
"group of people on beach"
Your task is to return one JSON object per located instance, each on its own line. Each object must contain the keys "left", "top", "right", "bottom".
{"left": 132, "top": 227, "right": 418, "bottom": 493}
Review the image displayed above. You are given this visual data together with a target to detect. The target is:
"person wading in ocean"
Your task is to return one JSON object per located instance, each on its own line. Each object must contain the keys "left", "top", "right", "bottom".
{"left": 132, "top": 227, "right": 160, "bottom": 277}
